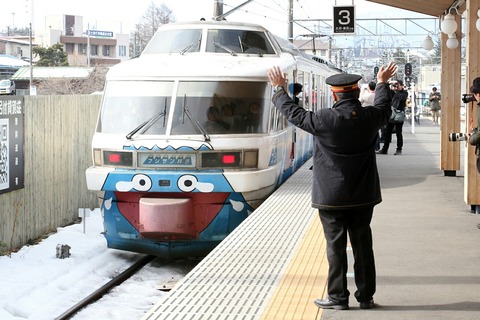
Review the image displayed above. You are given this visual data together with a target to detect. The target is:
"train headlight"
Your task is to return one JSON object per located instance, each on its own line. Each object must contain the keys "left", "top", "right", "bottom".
{"left": 202, "top": 152, "right": 241, "bottom": 168}
{"left": 103, "top": 150, "right": 133, "bottom": 167}
{"left": 243, "top": 150, "right": 258, "bottom": 168}
{"left": 93, "top": 149, "right": 102, "bottom": 166}
{"left": 200, "top": 149, "right": 258, "bottom": 169}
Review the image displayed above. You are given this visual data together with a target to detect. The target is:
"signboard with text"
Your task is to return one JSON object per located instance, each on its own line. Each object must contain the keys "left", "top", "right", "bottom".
{"left": 87, "top": 30, "right": 113, "bottom": 37}
{"left": 333, "top": 6, "right": 355, "bottom": 34}
{"left": 0, "top": 97, "right": 24, "bottom": 194}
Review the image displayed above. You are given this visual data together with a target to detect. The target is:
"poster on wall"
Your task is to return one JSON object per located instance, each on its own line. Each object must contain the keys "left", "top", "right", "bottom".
{"left": 0, "top": 96, "right": 24, "bottom": 195}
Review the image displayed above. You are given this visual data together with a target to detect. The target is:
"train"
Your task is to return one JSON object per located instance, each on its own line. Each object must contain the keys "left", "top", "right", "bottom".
{"left": 85, "top": 20, "right": 342, "bottom": 259}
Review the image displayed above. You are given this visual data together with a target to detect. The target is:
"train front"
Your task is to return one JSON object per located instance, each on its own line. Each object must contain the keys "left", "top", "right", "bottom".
{"left": 85, "top": 21, "right": 293, "bottom": 258}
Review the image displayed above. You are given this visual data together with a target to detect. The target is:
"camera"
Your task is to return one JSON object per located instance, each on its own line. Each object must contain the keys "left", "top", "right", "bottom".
{"left": 448, "top": 128, "right": 478, "bottom": 142}
{"left": 462, "top": 93, "right": 475, "bottom": 103}
{"left": 388, "top": 81, "right": 398, "bottom": 88}
{"left": 448, "top": 132, "right": 468, "bottom": 142}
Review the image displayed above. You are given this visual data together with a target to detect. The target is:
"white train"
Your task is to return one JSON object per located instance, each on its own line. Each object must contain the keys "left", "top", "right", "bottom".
{"left": 85, "top": 20, "right": 341, "bottom": 258}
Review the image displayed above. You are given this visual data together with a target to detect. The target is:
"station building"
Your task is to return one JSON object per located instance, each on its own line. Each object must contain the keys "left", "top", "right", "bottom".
{"left": 34, "top": 14, "right": 130, "bottom": 67}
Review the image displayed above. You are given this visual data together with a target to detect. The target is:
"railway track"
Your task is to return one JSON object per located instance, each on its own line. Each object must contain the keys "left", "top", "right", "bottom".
{"left": 55, "top": 255, "right": 156, "bottom": 320}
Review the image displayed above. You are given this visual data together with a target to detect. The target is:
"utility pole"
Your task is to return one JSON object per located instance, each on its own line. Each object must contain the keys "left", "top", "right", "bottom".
{"left": 214, "top": 0, "right": 223, "bottom": 17}
{"left": 214, "top": 0, "right": 253, "bottom": 21}
{"left": 288, "top": 0, "right": 293, "bottom": 42}
{"left": 87, "top": 23, "right": 90, "bottom": 68}
{"left": 29, "top": 22, "right": 33, "bottom": 95}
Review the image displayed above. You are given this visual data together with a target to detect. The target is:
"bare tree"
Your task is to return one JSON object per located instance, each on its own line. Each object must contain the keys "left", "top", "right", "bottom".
{"left": 35, "top": 65, "right": 108, "bottom": 95}
{"left": 130, "top": 2, "right": 175, "bottom": 57}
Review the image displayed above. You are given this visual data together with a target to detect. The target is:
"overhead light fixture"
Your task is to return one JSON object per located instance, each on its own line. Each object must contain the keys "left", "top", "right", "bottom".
{"left": 422, "top": 35, "right": 434, "bottom": 51}
{"left": 446, "top": 33, "right": 459, "bottom": 49}
{"left": 441, "top": 9, "right": 458, "bottom": 34}
{"left": 476, "top": 9, "right": 480, "bottom": 32}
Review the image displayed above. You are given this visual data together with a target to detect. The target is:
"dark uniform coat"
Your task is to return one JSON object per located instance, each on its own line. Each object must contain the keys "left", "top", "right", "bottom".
{"left": 272, "top": 82, "right": 393, "bottom": 210}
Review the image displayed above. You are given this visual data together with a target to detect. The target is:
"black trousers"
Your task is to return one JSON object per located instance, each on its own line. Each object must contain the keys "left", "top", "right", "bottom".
{"left": 382, "top": 121, "right": 404, "bottom": 152}
{"left": 318, "top": 207, "right": 376, "bottom": 304}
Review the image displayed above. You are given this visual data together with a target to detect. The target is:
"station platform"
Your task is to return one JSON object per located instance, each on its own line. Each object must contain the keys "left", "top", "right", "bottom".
{"left": 142, "top": 119, "right": 480, "bottom": 320}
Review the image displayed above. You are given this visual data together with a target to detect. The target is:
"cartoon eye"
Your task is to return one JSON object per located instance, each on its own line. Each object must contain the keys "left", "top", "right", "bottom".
{"left": 177, "top": 175, "right": 197, "bottom": 192}
{"left": 132, "top": 174, "right": 152, "bottom": 191}
{"left": 177, "top": 174, "right": 214, "bottom": 192}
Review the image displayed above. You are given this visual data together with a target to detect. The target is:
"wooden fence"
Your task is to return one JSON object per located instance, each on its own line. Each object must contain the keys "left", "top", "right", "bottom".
{"left": 0, "top": 95, "right": 101, "bottom": 254}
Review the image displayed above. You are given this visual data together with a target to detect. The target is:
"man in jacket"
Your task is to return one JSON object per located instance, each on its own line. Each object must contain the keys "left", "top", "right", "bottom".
{"left": 467, "top": 77, "right": 480, "bottom": 173}
{"left": 267, "top": 62, "right": 397, "bottom": 310}
{"left": 377, "top": 79, "right": 408, "bottom": 155}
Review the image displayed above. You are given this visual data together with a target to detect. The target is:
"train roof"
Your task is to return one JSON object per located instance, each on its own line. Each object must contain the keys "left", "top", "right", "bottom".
{"left": 106, "top": 21, "right": 341, "bottom": 80}
{"left": 150, "top": 20, "right": 270, "bottom": 30}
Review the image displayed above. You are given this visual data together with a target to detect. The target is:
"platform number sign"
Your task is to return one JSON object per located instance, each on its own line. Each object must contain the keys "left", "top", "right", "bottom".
{"left": 333, "top": 6, "right": 355, "bottom": 34}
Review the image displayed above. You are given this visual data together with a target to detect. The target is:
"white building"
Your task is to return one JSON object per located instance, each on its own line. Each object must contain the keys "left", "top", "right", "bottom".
{"left": 35, "top": 15, "right": 129, "bottom": 67}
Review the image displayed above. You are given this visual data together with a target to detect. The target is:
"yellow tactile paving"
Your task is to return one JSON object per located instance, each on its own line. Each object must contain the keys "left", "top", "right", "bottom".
{"left": 142, "top": 160, "right": 327, "bottom": 320}
{"left": 260, "top": 214, "right": 329, "bottom": 320}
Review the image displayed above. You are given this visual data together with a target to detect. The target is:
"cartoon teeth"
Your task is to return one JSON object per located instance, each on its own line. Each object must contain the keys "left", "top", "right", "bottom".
{"left": 177, "top": 174, "right": 214, "bottom": 192}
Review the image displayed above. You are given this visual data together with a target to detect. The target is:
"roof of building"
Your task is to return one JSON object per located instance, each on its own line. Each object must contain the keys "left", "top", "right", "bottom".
{"left": 11, "top": 66, "right": 94, "bottom": 80}
{"left": 366, "top": 0, "right": 465, "bottom": 17}
{"left": 0, "top": 55, "right": 30, "bottom": 68}
{"left": 0, "top": 36, "right": 38, "bottom": 46}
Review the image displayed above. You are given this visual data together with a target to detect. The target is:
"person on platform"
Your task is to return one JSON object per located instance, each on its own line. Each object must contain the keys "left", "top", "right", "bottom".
{"left": 267, "top": 62, "right": 397, "bottom": 311}
{"left": 289, "top": 82, "right": 304, "bottom": 105}
{"left": 359, "top": 81, "right": 376, "bottom": 107}
{"left": 377, "top": 79, "right": 408, "bottom": 155}
{"left": 360, "top": 81, "right": 380, "bottom": 150}
{"left": 429, "top": 87, "right": 441, "bottom": 125}
{"left": 467, "top": 77, "right": 480, "bottom": 174}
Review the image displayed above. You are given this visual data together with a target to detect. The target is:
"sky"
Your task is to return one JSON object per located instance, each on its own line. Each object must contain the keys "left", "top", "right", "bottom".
{"left": 0, "top": 209, "right": 197, "bottom": 320}
{"left": 1, "top": 0, "right": 432, "bottom": 39}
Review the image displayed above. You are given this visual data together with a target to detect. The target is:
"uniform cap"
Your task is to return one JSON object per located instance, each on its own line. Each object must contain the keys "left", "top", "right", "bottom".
{"left": 326, "top": 73, "right": 362, "bottom": 93}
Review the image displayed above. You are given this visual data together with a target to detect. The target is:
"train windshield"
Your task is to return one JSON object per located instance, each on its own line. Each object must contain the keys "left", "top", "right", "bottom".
{"left": 98, "top": 81, "right": 174, "bottom": 134}
{"left": 142, "top": 29, "right": 202, "bottom": 54}
{"left": 98, "top": 80, "right": 270, "bottom": 135}
{"left": 206, "top": 29, "right": 275, "bottom": 55}
{"left": 172, "top": 81, "right": 270, "bottom": 135}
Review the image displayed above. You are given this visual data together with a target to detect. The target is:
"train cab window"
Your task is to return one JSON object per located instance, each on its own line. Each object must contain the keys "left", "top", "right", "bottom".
{"left": 206, "top": 29, "right": 275, "bottom": 55}
{"left": 143, "top": 29, "right": 202, "bottom": 54}
{"left": 98, "top": 81, "right": 174, "bottom": 134}
{"left": 171, "top": 81, "right": 271, "bottom": 135}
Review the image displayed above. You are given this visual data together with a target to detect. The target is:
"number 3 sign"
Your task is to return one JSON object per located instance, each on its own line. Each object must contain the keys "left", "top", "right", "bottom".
{"left": 333, "top": 6, "right": 355, "bottom": 34}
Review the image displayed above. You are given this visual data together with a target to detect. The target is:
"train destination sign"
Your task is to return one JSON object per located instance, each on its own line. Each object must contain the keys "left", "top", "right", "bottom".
{"left": 138, "top": 152, "right": 196, "bottom": 168}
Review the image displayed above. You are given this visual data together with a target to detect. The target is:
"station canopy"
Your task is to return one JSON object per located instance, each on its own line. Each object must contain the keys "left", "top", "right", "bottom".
{"left": 366, "top": 0, "right": 466, "bottom": 17}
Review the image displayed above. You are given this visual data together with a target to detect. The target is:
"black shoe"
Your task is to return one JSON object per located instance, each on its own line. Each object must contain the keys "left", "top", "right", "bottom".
{"left": 359, "top": 299, "right": 375, "bottom": 309}
{"left": 314, "top": 299, "right": 349, "bottom": 310}
{"left": 394, "top": 150, "right": 402, "bottom": 155}
{"left": 376, "top": 149, "right": 387, "bottom": 154}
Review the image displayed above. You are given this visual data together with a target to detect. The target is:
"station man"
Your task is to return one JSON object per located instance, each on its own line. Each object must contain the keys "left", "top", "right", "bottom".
{"left": 267, "top": 62, "right": 397, "bottom": 310}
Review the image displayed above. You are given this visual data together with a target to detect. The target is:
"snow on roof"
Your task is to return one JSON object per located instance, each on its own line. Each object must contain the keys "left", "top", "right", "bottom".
{"left": 0, "top": 55, "right": 29, "bottom": 68}
{"left": 11, "top": 66, "right": 94, "bottom": 80}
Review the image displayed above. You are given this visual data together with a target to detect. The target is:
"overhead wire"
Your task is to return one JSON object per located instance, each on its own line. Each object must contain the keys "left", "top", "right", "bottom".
{"left": 223, "top": 0, "right": 289, "bottom": 24}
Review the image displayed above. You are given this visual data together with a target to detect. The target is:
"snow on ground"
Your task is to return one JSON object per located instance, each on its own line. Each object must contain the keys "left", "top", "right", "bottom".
{"left": 0, "top": 209, "right": 198, "bottom": 320}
